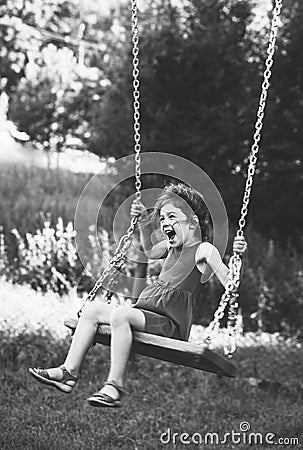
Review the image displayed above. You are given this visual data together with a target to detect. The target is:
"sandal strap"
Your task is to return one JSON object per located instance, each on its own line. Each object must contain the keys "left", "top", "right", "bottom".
{"left": 92, "top": 392, "right": 119, "bottom": 404}
{"left": 58, "top": 365, "right": 78, "bottom": 383}
{"left": 103, "top": 380, "right": 128, "bottom": 396}
{"left": 35, "top": 368, "right": 50, "bottom": 379}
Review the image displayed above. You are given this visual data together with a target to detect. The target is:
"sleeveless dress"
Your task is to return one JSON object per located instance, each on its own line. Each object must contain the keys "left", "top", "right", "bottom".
{"left": 133, "top": 241, "right": 204, "bottom": 341}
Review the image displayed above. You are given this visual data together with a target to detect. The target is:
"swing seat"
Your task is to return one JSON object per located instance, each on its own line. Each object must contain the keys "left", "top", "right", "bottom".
{"left": 64, "top": 318, "right": 236, "bottom": 378}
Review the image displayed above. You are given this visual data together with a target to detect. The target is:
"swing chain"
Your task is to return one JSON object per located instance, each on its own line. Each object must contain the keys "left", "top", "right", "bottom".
{"left": 205, "top": 0, "right": 283, "bottom": 356}
{"left": 78, "top": 0, "right": 142, "bottom": 315}
{"left": 204, "top": 254, "right": 242, "bottom": 349}
{"left": 132, "top": 0, "right": 142, "bottom": 203}
{"left": 78, "top": 216, "right": 139, "bottom": 315}
{"left": 237, "top": 0, "right": 283, "bottom": 238}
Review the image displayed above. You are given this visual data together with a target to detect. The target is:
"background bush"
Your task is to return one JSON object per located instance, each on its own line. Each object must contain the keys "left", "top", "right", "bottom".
{"left": 0, "top": 164, "right": 302, "bottom": 335}
{"left": 0, "top": 164, "right": 116, "bottom": 235}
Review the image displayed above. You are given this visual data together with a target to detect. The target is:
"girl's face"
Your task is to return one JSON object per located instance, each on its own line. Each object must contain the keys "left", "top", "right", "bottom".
{"left": 159, "top": 202, "right": 198, "bottom": 247}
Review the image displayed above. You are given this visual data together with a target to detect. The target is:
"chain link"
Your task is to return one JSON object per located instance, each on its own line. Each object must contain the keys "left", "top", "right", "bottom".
{"left": 205, "top": 0, "right": 283, "bottom": 356}
{"left": 236, "top": 0, "right": 282, "bottom": 238}
{"left": 78, "top": 0, "right": 142, "bottom": 315}
{"left": 132, "top": 0, "right": 142, "bottom": 203}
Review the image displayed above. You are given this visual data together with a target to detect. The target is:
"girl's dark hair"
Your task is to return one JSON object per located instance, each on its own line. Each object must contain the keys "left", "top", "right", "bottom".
{"left": 152, "top": 182, "right": 210, "bottom": 241}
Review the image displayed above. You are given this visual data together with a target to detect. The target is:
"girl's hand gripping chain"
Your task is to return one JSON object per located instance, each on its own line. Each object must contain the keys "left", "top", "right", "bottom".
{"left": 130, "top": 200, "right": 148, "bottom": 223}
{"left": 232, "top": 236, "right": 247, "bottom": 255}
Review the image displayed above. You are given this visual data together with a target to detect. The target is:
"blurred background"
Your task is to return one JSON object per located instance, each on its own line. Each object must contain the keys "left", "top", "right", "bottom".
{"left": 0, "top": 0, "right": 302, "bottom": 334}
{"left": 1, "top": 1, "right": 303, "bottom": 449}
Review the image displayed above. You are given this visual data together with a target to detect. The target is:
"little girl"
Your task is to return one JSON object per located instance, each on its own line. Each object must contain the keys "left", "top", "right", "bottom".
{"left": 29, "top": 182, "right": 247, "bottom": 407}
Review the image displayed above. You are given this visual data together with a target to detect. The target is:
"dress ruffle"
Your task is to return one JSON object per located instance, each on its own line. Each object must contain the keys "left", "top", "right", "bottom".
{"left": 133, "top": 280, "right": 194, "bottom": 340}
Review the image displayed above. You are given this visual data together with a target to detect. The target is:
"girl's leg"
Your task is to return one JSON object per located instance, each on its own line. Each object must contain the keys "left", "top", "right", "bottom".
{"left": 97, "top": 306, "right": 145, "bottom": 400}
{"left": 45, "top": 302, "right": 117, "bottom": 381}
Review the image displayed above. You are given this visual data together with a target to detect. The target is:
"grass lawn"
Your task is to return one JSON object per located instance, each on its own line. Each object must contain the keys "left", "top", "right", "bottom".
{"left": 0, "top": 280, "right": 302, "bottom": 450}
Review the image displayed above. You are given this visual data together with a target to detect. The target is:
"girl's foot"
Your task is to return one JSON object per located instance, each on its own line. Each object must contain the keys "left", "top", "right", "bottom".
{"left": 28, "top": 365, "right": 78, "bottom": 393}
{"left": 87, "top": 380, "right": 127, "bottom": 408}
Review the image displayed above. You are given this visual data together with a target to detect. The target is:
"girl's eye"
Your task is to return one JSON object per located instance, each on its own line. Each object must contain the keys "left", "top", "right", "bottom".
{"left": 159, "top": 214, "right": 176, "bottom": 222}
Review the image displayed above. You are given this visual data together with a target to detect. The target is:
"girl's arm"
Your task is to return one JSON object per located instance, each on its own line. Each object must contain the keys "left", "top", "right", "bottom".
{"left": 143, "top": 238, "right": 168, "bottom": 260}
{"left": 195, "top": 237, "right": 247, "bottom": 287}
{"left": 195, "top": 242, "right": 229, "bottom": 287}
{"left": 131, "top": 201, "right": 168, "bottom": 260}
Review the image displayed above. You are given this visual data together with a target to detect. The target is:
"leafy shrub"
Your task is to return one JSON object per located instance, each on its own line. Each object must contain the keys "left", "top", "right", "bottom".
{"left": 0, "top": 217, "right": 138, "bottom": 299}
{"left": 0, "top": 219, "right": 118, "bottom": 295}
{"left": 1, "top": 219, "right": 82, "bottom": 294}
{"left": 0, "top": 164, "right": 115, "bottom": 236}
{"left": 237, "top": 230, "right": 303, "bottom": 337}
{"left": 189, "top": 229, "right": 303, "bottom": 338}
{"left": 0, "top": 161, "right": 302, "bottom": 336}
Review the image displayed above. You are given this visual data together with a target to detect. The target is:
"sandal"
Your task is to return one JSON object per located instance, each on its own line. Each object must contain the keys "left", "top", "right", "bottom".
{"left": 87, "top": 380, "right": 128, "bottom": 408}
{"left": 28, "top": 365, "right": 78, "bottom": 394}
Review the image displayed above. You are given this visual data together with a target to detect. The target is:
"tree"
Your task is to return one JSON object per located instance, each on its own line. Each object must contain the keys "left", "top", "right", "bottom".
{"left": 88, "top": 0, "right": 258, "bottom": 219}
{"left": 4, "top": 0, "right": 303, "bottom": 241}
{"left": 7, "top": 0, "right": 133, "bottom": 158}
{"left": 9, "top": 45, "right": 89, "bottom": 159}
{"left": 0, "top": 0, "right": 37, "bottom": 92}
{"left": 248, "top": 0, "right": 303, "bottom": 240}
{"left": 87, "top": 0, "right": 303, "bottom": 243}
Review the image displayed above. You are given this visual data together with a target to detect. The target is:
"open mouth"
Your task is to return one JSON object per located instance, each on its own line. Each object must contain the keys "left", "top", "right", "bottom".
{"left": 164, "top": 228, "right": 176, "bottom": 243}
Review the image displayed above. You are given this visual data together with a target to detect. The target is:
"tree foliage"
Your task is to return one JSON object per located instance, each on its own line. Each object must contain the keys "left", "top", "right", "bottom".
{"left": 10, "top": 44, "right": 93, "bottom": 153}
{"left": 88, "top": 0, "right": 260, "bottom": 227}
{"left": 3, "top": 0, "right": 128, "bottom": 153}
{"left": 250, "top": 0, "right": 303, "bottom": 239}
{"left": 87, "top": 0, "right": 303, "bottom": 242}
{"left": 1, "top": 0, "right": 302, "bottom": 242}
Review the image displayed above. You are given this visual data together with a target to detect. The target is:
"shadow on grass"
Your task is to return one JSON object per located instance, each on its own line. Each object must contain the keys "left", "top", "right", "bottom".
{"left": 1, "top": 329, "right": 303, "bottom": 450}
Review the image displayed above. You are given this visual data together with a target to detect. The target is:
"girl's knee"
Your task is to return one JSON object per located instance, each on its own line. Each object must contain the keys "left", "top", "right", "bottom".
{"left": 81, "top": 301, "right": 106, "bottom": 323}
{"left": 110, "top": 306, "right": 130, "bottom": 328}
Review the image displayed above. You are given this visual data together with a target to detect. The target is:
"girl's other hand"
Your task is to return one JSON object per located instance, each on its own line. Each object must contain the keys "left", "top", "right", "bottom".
{"left": 233, "top": 236, "right": 247, "bottom": 255}
{"left": 130, "top": 200, "right": 148, "bottom": 221}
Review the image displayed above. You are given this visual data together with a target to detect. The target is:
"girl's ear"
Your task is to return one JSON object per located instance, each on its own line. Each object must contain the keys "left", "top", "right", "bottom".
{"left": 190, "top": 215, "right": 199, "bottom": 228}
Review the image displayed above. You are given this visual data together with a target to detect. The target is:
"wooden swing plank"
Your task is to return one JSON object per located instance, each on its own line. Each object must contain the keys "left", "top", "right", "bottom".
{"left": 64, "top": 318, "right": 236, "bottom": 378}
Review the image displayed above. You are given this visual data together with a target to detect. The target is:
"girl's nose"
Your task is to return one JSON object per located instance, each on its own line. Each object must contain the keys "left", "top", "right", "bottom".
{"left": 163, "top": 217, "right": 177, "bottom": 228}
{"left": 161, "top": 218, "right": 169, "bottom": 227}
{"left": 161, "top": 217, "right": 172, "bottom": 227}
